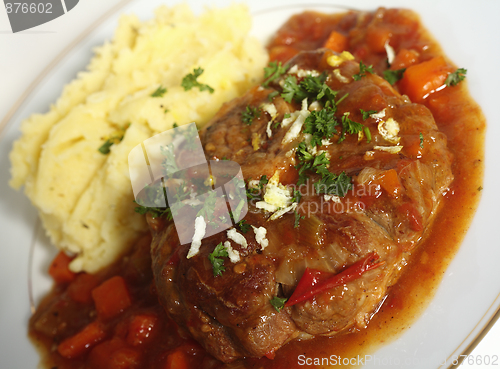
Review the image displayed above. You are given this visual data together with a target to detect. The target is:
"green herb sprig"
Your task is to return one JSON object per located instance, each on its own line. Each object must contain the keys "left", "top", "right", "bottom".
{"left": 208, "top": 242, "right": 229, "bottom": 276}
{"left": 182, "top": 67, "right": 214, "bottom": 93}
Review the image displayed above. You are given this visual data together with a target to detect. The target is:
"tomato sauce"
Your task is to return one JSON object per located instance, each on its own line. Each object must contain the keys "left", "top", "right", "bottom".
{"left": 28, "top": 8, "right": 485, "bottom": 369}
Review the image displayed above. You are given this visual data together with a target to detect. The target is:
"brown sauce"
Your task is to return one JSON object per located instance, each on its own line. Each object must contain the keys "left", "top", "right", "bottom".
{"left": 28, "top": 7, "right": 485, "bottom": 369}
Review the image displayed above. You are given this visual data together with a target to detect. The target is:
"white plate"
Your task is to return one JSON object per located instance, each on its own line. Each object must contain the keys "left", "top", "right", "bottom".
{"left": 1, "top": 0, "right": 499, "bottom": 368}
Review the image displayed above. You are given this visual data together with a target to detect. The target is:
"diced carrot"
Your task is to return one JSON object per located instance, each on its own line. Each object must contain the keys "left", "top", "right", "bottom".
{"left": 57, "top": 320, "right": 106, "bottom": 359}
{"left": 88, "top": 338, "right": 141, "bottom": 369}
{"left": 264, "top": 349, "right": 276, "bottom": 360}
{"left": 164, "top": 349, "right": 189, "bottom": 369}
{"left": 108, "top": 347, "right": 141, "bottom": 369}
{"left": 399, "top": 56, "right": 454, "bottom": 102}
{"left": 391, "top": 48, "right": 419, "bottom": 70}
{"left": 126, "top": 314, "right": 158, "bottom": 346}
{"left": 366, "top": 26, "right": 392, "bottom": 53}
{"left": 88, "top": 339, "right": 124, "bottom": 369}
{"left": 403, "top": 135, "right": 423, "bottom": 158}
{"left": 67, "top": 273, "right": 101, "bottom": 304}
{"left": 323, "top": 31, "right": 348, "bottom": 53}
{"left": 376, "top": 169, "right": 403, "bottom": 198}
{"left": 48, "top": 251, "right": 76, "bottom": 284}
{"left": 92, "top": 276, "right": 132, "bottom": 320}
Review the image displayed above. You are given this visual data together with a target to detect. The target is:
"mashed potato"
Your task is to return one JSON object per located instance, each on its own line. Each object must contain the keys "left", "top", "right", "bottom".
{"left": 9, "top": 4, "right": 268, "bottom": 273}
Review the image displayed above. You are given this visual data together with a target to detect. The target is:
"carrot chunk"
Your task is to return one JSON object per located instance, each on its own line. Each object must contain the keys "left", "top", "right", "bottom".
{"left": 88, "top": 338, "right": 141, "bottom": 369}
{"left": 92, "top": 276, "right": 132, "bottom": 320}
{"left": 164, "top": 349, "right": 189, "bottom": 369}
{"left": 323, "top": 31, "right": 348, "bottom": 53}
{"left": 391, "top": 48, "right": 419, "bottom": 70}
{"left": 67, "top": 273, "right": 101, "bottom": 304}
{"left": 376, "top": 169, "right": 403, "bottom": 198}
{"left": 399, "top": 56, "right": 453, "bottom": 102}
{"left": 48, "top": 251, "right": 76, "bottom": 284}
{"left": 57, "top": 321, "right": 106, "bottom": 359}
{"left": 126, "top": 314, "right": 158, "bottom": 346}
{"left": 366, "top": 26, "right": 392, "bottom": 53}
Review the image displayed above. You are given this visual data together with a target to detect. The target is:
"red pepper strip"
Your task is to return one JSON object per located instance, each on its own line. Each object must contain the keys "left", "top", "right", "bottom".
{"left": 285, "top": 253, "right": 384, "bottom": 307}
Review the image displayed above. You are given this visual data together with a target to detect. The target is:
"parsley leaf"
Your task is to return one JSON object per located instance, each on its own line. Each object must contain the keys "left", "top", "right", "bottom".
{"left": 360, "top": 109, "right": 377, "bottom": 121}
{"left": 241, "top": 105, "right": 260, "bottom": 125}
{"left": 98, "top": 124, "right": 130, "bottom": 154}
{"left": 208, "top": 242, "right": 229, "bottom": 277}
{"left": 258, "top": 175, "right": 269, "bottom": 189}
{"left": 281, "top": 75, "right": 305, "bottom": 103}
{"left": 133, "top": 182, "right": 173, "bottom": 220}
{"left": 237, "top": 219, "right": 251, "bottom": 233}
{"left": 420, "top": 132, "right": 424, "bottom": 149}
{"left": 338, "top": 112, "right": 366, "bottom": 143}
{"left": 314, "top": 171, "right": 352, "bottom": 197}
{"left": 294, "top": 210, "right": 305, "bottom": 228}
{"left": 383, "top": 68, "right": 406, "bottom": 85}
{"left": 270, "top": 296, "right": 288, "bottom": 312}
{"left": 303, "top": 108, "right": 339, "bottom": 147}
{"left": 262, "top": 61, "right": 289, "bottom": 87}
{"left": 267, "top": 90, "right": 279, "bottom": 101}
{"left": 151, "top": 85, "right": 167, "bottom": 97}
{"left": 98, "top": 140, "right": 114, "bottom": 155}
{"left": 246, "top": 175, "right": 268, "bottom": 200}
{"left": 181, "top": 67, "right": 214, "bottom": 93}
{"left": 445, "top": 68, "right": 467, "bottom": 87}
{"left": 281, "top": 73, "right": 338, "bottom": 108}
{"left": 197, "top": 191, "right": 218, "bottom": 220}
{"left": 295, "top": 142, "right": 352, "bottom": 197}
{"left": 352, "top": 61, "right": 374, "bottom": 81}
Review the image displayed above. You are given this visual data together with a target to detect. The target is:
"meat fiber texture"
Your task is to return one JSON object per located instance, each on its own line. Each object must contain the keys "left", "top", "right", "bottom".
{"left": 150, "top": 49, "right": 453, "bottom": 362}
{"left": 9, "top": 3, "right": 268, "bottom": 273}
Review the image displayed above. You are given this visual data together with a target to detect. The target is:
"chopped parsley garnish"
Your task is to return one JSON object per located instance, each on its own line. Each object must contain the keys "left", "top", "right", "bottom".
{"left": 98, "top": 124, "right": 130, "bottom": 154}
{"left": 281, "top": 73, "right": 338, "bottom": 108}
{"left": 338, "top": 112, "right": 367, "bottom": 143}
{"left": 241, "top": 105, "right": 260, "bottom": 125}
{"left": 236, "top": 219, "right": 251, "bottom": 233}
{"left": 208, "top": 242, "right": 229, "bottom": 277}
{"left": 246, "top": 175, "right": 268, "bottom": 200}
{"left": 314, "top": 171, "right": 352, "bottom": 197}
{"left": 383, "top": 68, "right": 406, "bottom": 85}
{"left": 134, "top": 202, "right": 172, "bottom": 220}
{"left": 258, "top": 175, "right": 269, "bottom": 188}
{"left": 262, "top": 61, "right": 289, "bottom": 87}
{"left": 98, "top": 141, "right": 114, "bottom": 155}
{"left": 364, "top": 127, "right": 372, "bottom": 143}
{"left": 352, "top": 61, "right": 375, "bottom": 81}
{"left": 197, "top": 190, "right": 218, "bottom": 220}
{"left": 267, "top": 91, "right": 279, "bottom": 101}
{"left": 270, "top": 296, "right": 288, "bottom": 312}
{"left": 281, "top": 75, "right": 302, "bottom": 103}
{"left": 133, "top": 182, "right": 173, "bottom": 220}
{"left": 294, "top": 210, "right": 305, "bottom": 228}
{"left": 420, "top": 132, "right": 424, "bottom": 149}
{"left": 151, "top": 85, "right": 167, "bottom": 97}
{"left": 445, "top": 68, "right": 467, "bottom": 87}
{"left": 360, "top": 109, "right": 377, "bottom": 120}
{"left": 295, "top": 142, "right": 353, "bottom": 196}
{"left": 303, "top": 108, "right": 338, "bottom": 147}
{"left": 181, "top": 67, "right": 214, "bottom": 93}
